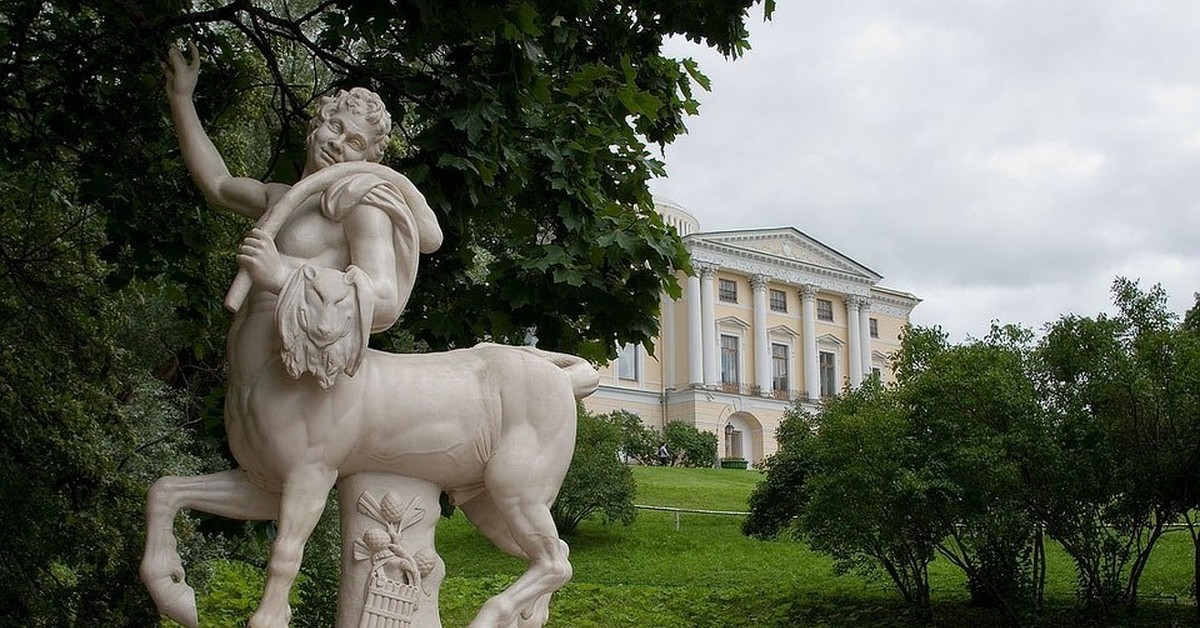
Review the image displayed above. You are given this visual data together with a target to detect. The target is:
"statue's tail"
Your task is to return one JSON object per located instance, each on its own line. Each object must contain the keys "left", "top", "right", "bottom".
{"left": 514, "top": 347, "right": 600, "bottom": 400}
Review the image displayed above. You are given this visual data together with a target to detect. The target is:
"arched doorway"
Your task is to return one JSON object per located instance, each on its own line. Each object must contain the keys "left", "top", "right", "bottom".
{"left": 722, "top": 411, "right": 764, "bottom": 468}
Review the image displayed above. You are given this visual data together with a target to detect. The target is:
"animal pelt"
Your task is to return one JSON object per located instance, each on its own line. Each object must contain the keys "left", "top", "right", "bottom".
{"left": 275, "top": 264, "right": 374, "bottom": 389}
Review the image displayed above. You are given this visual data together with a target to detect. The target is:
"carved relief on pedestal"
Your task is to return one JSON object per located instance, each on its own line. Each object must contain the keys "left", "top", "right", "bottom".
{"left": 353, "top": 492, "right": 438, "bottom": 628}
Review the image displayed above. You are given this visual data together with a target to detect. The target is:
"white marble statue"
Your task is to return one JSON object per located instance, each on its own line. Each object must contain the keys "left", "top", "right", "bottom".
{"left": 141, "top": 44, "right": 597, "bottom": 628}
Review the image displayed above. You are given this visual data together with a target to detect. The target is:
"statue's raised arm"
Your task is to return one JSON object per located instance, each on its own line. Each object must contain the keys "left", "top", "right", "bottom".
{"left": 165, "top": 43, "right": 277, "bottom": 219}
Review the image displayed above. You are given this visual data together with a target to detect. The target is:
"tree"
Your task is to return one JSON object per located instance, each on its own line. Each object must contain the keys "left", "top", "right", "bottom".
{"left": 895, "top": 324, "right": 1047, "bottom": 622}
{"left": 1030, "top": 278, "right": 1200, "bottom": 614}
{"left": 1177, "top": 294, "right": 1200, "bottom": 619}
{"left": 801, "top": 380, "right": 942, "bottom": 611}
{"left": 551, "top": 409, "right": 637, "bottom": 535}
{"left": 4, "top": 0, "right": 774, "bottom": 361}
{"left": 0, "top": 163, "right": 230, "bottom": 626}
{"left": 1, "top": 1, "right": 773, "bottom": 624}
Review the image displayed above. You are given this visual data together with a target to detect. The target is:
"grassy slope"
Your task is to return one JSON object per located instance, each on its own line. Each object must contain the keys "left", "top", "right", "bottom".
{"left": 436, "top": 467, "right": 1197, "bottom": 627}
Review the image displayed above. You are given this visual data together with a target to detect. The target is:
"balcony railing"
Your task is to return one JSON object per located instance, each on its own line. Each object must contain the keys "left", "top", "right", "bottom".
{"left": 719, "top": 381, "right": 754, "bottom": 395}
{"left": 714, "top": 382, "right": 809, "bottom": 402}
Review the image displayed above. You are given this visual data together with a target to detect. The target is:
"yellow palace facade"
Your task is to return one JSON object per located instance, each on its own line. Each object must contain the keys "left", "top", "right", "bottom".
{"left": 583, "top": 199, "right": 920, "bottom": 467}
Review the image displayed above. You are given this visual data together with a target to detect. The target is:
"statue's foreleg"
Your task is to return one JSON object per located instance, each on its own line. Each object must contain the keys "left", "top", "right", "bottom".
{"left": 249, "top": 465, "right": 336, "bottom": 628}
{"left": 142, "top": 470, "right": 281, "bottom": 628}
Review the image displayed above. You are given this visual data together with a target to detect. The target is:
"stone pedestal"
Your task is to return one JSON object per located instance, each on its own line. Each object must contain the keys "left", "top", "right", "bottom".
{"left": 337, "top": 473, "right": 445, "bottom": 628}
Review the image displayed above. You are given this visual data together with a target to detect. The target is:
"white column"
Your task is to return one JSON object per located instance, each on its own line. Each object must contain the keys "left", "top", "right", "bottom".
{"left": 859, "top": 299, "right": 872, "bottom": 381}
{"left": 801, "top": 285, "right": 819, "bottom": 400}
{"left": 752, "top": 275, "right": 771, "bottom": 396}
{"left": 687, "top": 273, "right": 703, "bottom": 385}
{"left": 699, "top": 264, "right": 718, "bottom": 387}
{"left": 846, "top": 296, "right": 863, "bottom": 388}
{"left": 662, "top": 292, "right": 676, "bottom": 389}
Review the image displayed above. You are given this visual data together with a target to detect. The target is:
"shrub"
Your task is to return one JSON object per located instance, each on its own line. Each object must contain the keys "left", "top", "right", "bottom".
{"left": 606, "top": 409, "right": 658, "bottom": 465}
{"left": 551, "top": 409, "right": 638, "bottom": 534}
{"left": 664, "top": 422, "right": 718, "bottom": 468}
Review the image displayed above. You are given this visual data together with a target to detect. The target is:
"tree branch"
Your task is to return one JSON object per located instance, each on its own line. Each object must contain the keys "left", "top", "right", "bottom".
{"left": 158, "top": 0, "right": 251, "bottom": 31}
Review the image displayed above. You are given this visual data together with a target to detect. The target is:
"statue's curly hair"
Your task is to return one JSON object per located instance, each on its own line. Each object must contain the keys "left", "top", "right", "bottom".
{"left": 307, "top": 87, "right": 392, "bottom": 161}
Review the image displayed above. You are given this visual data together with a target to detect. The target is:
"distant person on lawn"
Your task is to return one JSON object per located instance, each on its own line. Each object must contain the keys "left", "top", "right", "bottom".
{"left": 657, "top": 442, "right": 671, "bottom": 467}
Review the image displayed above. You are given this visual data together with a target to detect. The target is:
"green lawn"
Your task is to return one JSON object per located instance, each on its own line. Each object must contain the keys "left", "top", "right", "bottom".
{"left": 436, "top": 466, "right": 1198, "bottom": 627}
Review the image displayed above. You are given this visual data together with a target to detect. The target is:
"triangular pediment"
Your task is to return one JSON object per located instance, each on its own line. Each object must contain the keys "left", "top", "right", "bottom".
{"left": 691, "top": 228, "right": 881, "bottom": 282}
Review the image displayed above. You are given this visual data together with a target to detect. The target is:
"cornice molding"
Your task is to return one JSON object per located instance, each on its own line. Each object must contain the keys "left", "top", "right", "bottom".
{"left": 869, "top": 289, "right": 919, "bottom": 319}
{"left": 689, "top": 240, "right": 873, "bottom": 298}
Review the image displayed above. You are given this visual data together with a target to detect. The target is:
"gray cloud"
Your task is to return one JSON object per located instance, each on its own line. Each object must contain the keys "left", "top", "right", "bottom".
{"left": 652, "top": 1, "right": 1200, "bottom": 341}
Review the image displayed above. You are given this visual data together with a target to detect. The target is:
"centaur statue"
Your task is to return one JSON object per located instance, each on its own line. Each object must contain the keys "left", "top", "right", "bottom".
{"left": 141, "top": 44, "right": 597, "bottom": 628}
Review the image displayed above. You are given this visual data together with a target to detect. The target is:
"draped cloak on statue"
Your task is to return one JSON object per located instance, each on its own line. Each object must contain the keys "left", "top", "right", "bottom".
{"left": 317, "top": 171, "right": 442, "bottom": 333}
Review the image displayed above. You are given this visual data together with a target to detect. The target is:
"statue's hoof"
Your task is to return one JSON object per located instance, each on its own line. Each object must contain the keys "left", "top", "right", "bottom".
{"left": 153, "top": 581, "right": 199, "bottom": 628}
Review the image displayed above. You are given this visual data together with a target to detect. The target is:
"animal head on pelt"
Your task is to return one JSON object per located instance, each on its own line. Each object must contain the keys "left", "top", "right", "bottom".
{"left": 275, "top": 264, "right": 374, "bottom": 390}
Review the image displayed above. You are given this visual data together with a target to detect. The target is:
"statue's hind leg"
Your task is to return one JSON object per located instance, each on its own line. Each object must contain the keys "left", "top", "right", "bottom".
{"left": 461, "top": 494, "right": 569, "bottom": 627}
{"left": 467, "top": 395, "right": 576, "bottom": 628}
{"left": 466, "top": 492, "right": 572, "bottom": 628}
{"left": 142, "top": 470, "right": 280, "bottom": 628}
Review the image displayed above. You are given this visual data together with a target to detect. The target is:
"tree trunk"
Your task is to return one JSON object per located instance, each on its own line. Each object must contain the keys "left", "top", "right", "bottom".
{"left": 1125, "top": 522, "right": 1165, "bottom": 613}
{"left": 1186, "top": 513, "right": 1200, "bottom": 620}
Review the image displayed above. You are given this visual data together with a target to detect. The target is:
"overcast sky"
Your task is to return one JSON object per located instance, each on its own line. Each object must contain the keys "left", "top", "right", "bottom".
{"left": 650, "top": 1, "right": 1200, "bottom": 342}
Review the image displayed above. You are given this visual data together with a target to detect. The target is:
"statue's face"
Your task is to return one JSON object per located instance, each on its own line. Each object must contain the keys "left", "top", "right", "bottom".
{"left": 306, "top": 108, "right": 376, "bottom": 170}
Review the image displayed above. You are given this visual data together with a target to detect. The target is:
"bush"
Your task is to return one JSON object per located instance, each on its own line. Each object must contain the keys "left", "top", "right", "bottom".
{"left": 605, "top": 409, "right": 658, "bottom": 465}
{"left": 551, "top": 409, "right": 638, "bottom": 534}
{"left": 664, "top": 422, "right": 718, "bottom": 468}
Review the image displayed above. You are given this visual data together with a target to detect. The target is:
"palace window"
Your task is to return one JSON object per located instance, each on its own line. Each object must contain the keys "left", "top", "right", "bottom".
{"left": 817, "top": 298, "right": 834, "bottom": 322}
{"left": 870, "top": 317, "right": 879, "bottom": 338}
{"left": 769, "top": 288, "right": 787, "bottom": 313}
{"left": 819, "top": 350, "right": 836, "bottom": 397}
{"left": 617, "top": 343, "right": 638, "bottom": 380}
{"left": 771, "top": 343, "right": 789, "bottom": 393}
{"left": 718, "top": 278, "right": 738, "bottom": 303}
{"left": 720, "top": 335, "right": 740, "bottom": 384}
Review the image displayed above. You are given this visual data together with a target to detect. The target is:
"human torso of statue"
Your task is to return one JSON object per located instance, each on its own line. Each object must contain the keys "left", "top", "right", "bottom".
{"left": 225, "top": 189, "right": 381, "bottom": 478}
{"left": 228, "top": 193, "right": 353, "bottom": 382}
{"left": 274, "top": 195, "right": 351, "bottom": 269}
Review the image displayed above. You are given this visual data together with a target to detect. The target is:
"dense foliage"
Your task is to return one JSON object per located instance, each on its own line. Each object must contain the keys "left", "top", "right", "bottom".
{"left": 664, "top": 420, "right": 719, "bottom": 468}
{"left": 0, "top": 1, "right": 773, "bottom": 625}
{"left": 606, "top": 408, "right": 660, "bottom": 465}
{"left": 551, "top": 409, "right": 639, "bottom": 535}
{"left": 746, "top": 279, "right": 1200, "bottom": 623}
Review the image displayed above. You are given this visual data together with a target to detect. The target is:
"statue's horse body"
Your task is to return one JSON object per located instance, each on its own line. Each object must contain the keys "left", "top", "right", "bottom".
{"left": 141, "top": 283, "right": 598, "bottom": 628}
